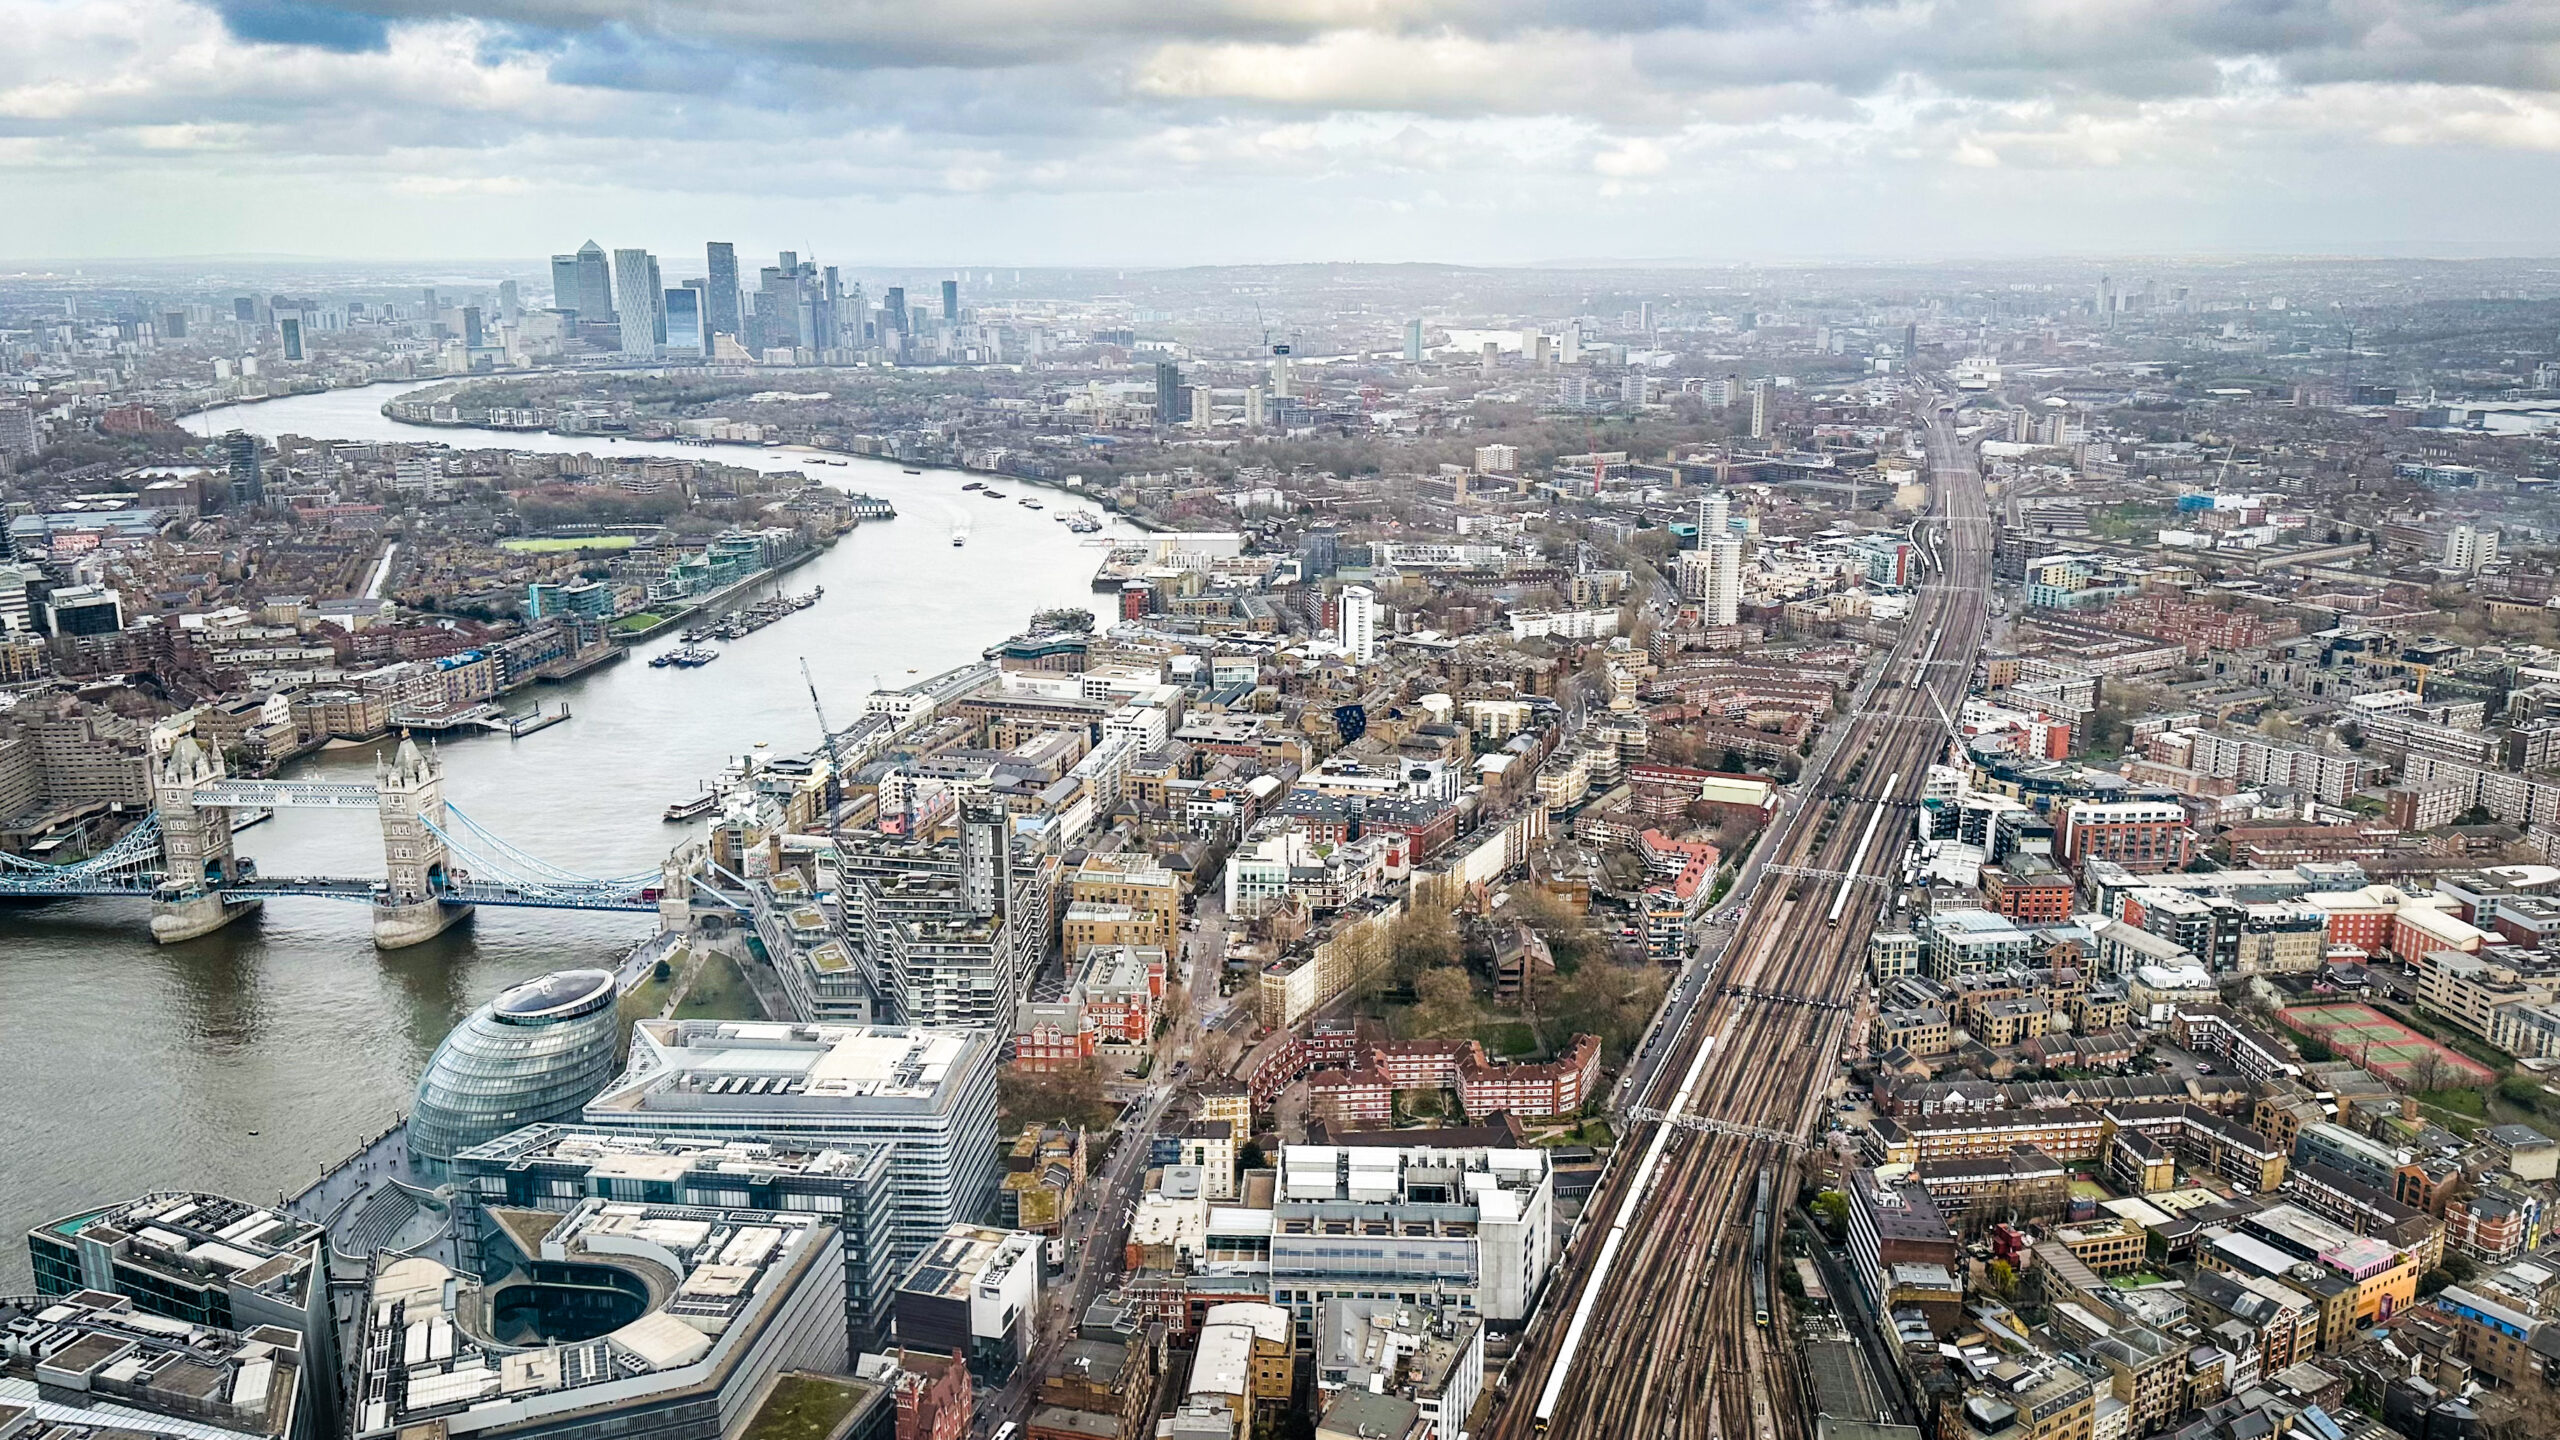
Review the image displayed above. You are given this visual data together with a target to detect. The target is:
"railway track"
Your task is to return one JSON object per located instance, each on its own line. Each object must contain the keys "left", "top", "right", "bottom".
{"left": 1489, "top": 404, "right": 1992, "bottom": 1440}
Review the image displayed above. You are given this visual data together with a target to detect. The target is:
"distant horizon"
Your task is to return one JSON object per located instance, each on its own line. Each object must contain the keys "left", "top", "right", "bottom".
{"left": 8, "top": 245, "right": 2560, "bottom": 276}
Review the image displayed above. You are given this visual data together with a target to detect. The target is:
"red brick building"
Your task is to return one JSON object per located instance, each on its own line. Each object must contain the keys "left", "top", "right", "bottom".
{"left": 893, "top": 1350, "right": 973, "bottom": 1440}
{"left": 2058, "top": 800, "right": 2193, "bottom": 874}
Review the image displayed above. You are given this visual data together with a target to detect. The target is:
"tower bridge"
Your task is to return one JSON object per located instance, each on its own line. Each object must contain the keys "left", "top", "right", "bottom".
{"left": 0, "top": 735, "right": 714, "bottom": 947}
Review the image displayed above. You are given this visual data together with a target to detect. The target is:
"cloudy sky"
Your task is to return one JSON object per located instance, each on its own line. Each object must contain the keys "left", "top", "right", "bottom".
{"left": 5, "top": 0, "right": 2560, "bottom": 264}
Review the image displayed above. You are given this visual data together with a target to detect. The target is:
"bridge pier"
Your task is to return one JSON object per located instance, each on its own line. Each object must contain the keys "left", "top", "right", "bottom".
{"left": 374, "top": 737, "right": 471, "bottom": 950}
{"left": 373, "top": 895, "right": 468, "bottom": 949}
{"left": 150, "top": 734, "right": 260, "bottom": 944}
{"left": 152, "top": 890, "right": 261, "bottom": 943}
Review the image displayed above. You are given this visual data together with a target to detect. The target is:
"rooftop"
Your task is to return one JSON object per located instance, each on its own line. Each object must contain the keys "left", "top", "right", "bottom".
{"left": 350, "top": 1199, "right": 829, "bottom": 1439}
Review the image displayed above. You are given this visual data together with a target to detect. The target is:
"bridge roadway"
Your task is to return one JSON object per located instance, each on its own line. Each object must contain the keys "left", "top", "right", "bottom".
{"left": 1485, "top": 400, "right": 1993, "bottom": 1440}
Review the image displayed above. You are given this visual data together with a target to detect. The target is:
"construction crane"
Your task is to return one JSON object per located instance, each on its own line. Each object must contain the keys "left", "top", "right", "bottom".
{"left": 799, "top": 656, "right": 837, "bottom": 744}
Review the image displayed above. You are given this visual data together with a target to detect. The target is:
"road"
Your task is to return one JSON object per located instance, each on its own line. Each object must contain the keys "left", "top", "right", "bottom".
{"left": 1484, "top": 396, "right": 1994, "bottom": 1440}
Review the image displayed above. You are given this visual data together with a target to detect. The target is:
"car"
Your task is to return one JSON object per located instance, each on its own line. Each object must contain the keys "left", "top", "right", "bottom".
{"left": 2194, "top": 1061, "right": 2213, "bottom": 1074}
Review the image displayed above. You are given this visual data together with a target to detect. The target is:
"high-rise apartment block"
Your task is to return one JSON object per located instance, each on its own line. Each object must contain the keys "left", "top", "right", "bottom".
{"left": 2447, "top": 524, "right": 2500, "bottom": 573}
{"left": 1339, "top": 584, "right": 1380, "bottom": 663}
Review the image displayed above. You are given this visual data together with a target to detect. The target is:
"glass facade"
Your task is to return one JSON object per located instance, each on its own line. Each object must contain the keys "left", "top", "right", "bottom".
{"left": 408, "top": 969, "right": 620, "bottom": 1180}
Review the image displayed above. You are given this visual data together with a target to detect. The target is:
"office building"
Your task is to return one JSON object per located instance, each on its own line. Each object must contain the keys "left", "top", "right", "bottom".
{"left": 891, "top": 1224, "right": 1040, "bottom": 1380}
{"left": 1338, "top": 585, "right": 1379, "bottom": 664}
{"left": 224, "top": 429, "right": 262, "bottom": 505}
{"left": 27, "top": 1190, "right": 340, "bottom": 1420}
{"left": 548, "top": 253, "right": 583, "bottom": 315}
{"left": 446, "top": 1125, "right": 902, "bottom": 1351}
{"left": 572, "top": 240, "right": 614, "bottom": 322}
{"left": 406, "top": 969, "right": 622, "bottom": 1181}
{"left": 460, "top": 307, "right": 483, "bottom": 349}
{"left": 44, "top": 584, "right": 125, "bottom": 637}
{"left": 663, "top": 286, "right": 704, "bottom": 357}
{"left": 1314, "top": 1299, "right": 1480, "bottom": 1440}
{"left": 1403, "top": 319, "right": 1423, "bottom": 363}
{"left": 498, "top": 279, "right": 520, "bottom": 322}
{"left": 1254, "top": 1142, "right": 1553, "bottom": 1331}
{"left": 0, "top": 1288, "right": 323, "bottom": 1440}
{"left": 941, "top": 279, "right": 959, "bottom": 322}
{"left": 278, "top": 316, "right": 303, "bottom": 362}
{"left": 582, "top": 1020, "right": 1002, "bottom": 1262}
{"left": 1155, "top": 362, "right": 1186, "bottom": 426}
{"left": 883, "top": 286, "right": 907, "bottom": 336}
{"left": 704, "top": 241, "right": 741, "bottom": 337}
{"left": 346, "top": 1199, "right": 847, "bottom": 1440}
{"left": 611, "top": 248, "right": 660, "bottom": 359}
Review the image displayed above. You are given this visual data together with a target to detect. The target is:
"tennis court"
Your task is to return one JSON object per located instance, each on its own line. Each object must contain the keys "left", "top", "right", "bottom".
{"left": 2278, "top": 1002, "right": 2498, "bottom": 1088}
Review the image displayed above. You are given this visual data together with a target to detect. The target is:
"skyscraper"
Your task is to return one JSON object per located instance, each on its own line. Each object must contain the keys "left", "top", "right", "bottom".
{"left": 549, "top": 254, "right": 582, "bottom": 315}
{"left": 223, "top": 431, "right": 262, "bottom": 505}
{"left": 611, "top": 248, "right": 659, "bottom": 358}
{"left": 460, "top": 306, "right": 483, "bottom": 348}
{"left": 705, "top": 241, "right": 742, "bottom": 337}
{"left": 574, "top": 240, "right": 614, "bottom": 322}
{"left": 1339, "top": 585, "right": 1380, "bottom": 664}
{"left": 883, "top": 287, "right": 908, "bottom": 336}
{"left": 645, "top": 254, "right": 665, "bottom": 344}
{"left": 1903, "top": 321, "right": 1918, "bottom": 361}
{"left": 1154, "top": 361, "right": 1185, "bottom": 425}
{"left": 497, "top": 279, "right": 520, "bottom": 323}
{"left": 278, "top": 317, "right": 303, "bottom": 362}
{"left": 662, "top": 286, "right": 704, "bottom": 357}
{"left": 940, "top": 278, "right": 959, "bottom": 322}
{"left": 1749, "top": 378, "right": 1773, "bottom": 439}
{"left": 1403, "top": 318, "right": 1423, "bottom": 362}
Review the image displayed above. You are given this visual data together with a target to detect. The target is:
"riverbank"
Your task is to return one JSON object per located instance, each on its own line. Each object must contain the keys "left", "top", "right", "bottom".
{"left": 608, "top": 545, "right": 829, "bottom": 644}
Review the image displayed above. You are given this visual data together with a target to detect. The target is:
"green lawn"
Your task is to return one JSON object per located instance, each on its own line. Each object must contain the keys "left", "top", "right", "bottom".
{"left": 743, "top": 1375, "right": 867, "bottom": 1440}
{"left": 501, "top": 535, "right": 639, "bottom": 553}
{"left": 610, "top": 612, "right": 665, "bottom": 632}
{"left": 1476, "top": 1021, "right": 1539, "bottom": 1057}
{"left": 674, "top": 950, "right": 762, "bottom": 1021}
{"left": 2423, "top": 1087, "right": 2487, "bottom": 1118}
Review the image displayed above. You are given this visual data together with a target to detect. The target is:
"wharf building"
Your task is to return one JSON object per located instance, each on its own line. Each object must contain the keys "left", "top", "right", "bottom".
{"left": 444, "top": 1125, "right": 901, "bottom": 1352}
{"left": 0, "top": 1288, "right": 320, "bottom": 1440}
{"left": 407, "top": 971, "right": 623, "bottom": 1182}
{"left": 346, "top": 1199, "right": 844, "bottom": 1440}
{"left": 24, "top": 1192, "right": 339, "bottom": 1430}
{"left": 582, "top": 1021, "right": 1001, "bottom": 1265}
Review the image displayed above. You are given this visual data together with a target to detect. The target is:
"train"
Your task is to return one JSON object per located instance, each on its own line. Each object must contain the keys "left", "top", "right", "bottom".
{"left": 1750, "top": 1166, "right": 1775, "bottom": 1329}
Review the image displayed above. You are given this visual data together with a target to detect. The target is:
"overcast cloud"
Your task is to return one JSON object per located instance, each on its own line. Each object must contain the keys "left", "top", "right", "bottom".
{"left": 4, "top": 0, "right": 2559, "bottom": 262}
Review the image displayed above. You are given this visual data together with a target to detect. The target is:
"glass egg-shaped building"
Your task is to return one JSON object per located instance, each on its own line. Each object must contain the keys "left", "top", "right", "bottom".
{"left": 408, "top": 969, "right": 621, "bottom": 1181}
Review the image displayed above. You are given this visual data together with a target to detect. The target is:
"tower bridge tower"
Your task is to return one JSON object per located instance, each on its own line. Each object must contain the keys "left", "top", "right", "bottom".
{"left": 374, "top": 736, "right": 471, "bottom": 948}
{"left": 148, "top": 734, "right": 259, "bottom": 943}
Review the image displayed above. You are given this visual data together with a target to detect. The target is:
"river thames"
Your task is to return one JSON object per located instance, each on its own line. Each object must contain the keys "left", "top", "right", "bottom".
{"left": 0, "top": 382, "right": 1137, "bottom": 1284}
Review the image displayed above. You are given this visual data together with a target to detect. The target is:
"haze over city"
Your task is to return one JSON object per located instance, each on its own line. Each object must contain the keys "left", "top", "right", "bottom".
{"left": 11, "top": 0, "right": 2560, "bottom": 261}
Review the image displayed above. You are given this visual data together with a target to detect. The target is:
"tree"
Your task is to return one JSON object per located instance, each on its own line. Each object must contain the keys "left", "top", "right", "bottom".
{"left": 1542, "top": 956, "right": 1669, "bottom": 1062}
{"left": 2498, "top": 1073, "right": 2546, "bottom": 1112}
{"left": 1986, "top": 1259, "right": 2017, "bottom": 1295}
{"left": 1505, "top": 885, "right": 1607, "bottom": 972}
{"left": 1811, "top": 1190, "right": 1849, "bottom": 1236}
{"left": 997, "top": 1060, "right": 1114, "bottom": 1132}
{"left": 1388, "top": 907, "right": 1463, "bottom": 989}
{"left": 1404, "top": 968, "right": 1483, "bottom": 1040}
